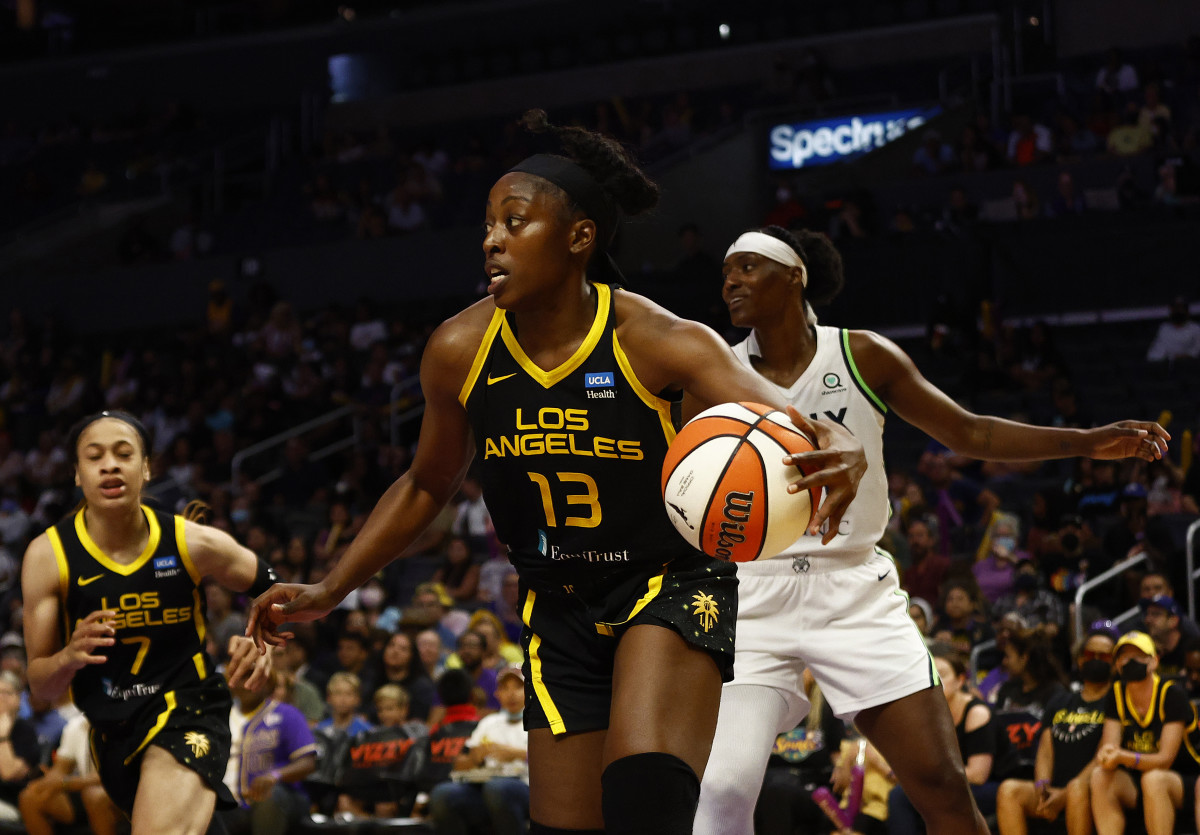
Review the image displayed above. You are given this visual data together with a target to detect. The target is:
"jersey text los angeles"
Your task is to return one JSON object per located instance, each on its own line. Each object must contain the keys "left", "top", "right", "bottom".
{"left": 460, "top": 282, "right": 697, "bottom": 590}
{"left": 48, "top": 505, "right": 212, "bottom": 725}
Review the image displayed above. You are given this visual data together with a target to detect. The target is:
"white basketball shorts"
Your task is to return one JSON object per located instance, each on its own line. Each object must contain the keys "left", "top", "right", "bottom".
{"left": 730, "top": 549, "right": 938, "bottom": 727}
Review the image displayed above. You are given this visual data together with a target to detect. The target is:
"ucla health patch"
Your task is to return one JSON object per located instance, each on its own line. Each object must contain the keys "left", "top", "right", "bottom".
{"left": 584, "top": 371, "right": 615, "bottom": 389}
{"left": 584, "top": 371, "right": 616, "bottom": 399}
{"left": 154, "top": 556, "right": 178, "bottom": 570}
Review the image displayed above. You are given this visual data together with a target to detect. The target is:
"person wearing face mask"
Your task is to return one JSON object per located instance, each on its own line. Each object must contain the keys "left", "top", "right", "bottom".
{"left": 993, "top": 560, "right": 1066, "bottom": 637}
{"left": 1181, "top": 639, "right": 1200, "bottom": 711}
{"left": 973, "top": 513, "right": 1025, "bottom": 606}
{"left": 1090, "top": 631, "right": 1200, "bottom": 835}
{"left": 995, "top": 629, "right": 1114, "bottom": 835}
{"left": 1146, "top": 296, "right": 1200, "bottom": 362}
{"left": 430, "top": 665, "right": 530, "bottom": 835}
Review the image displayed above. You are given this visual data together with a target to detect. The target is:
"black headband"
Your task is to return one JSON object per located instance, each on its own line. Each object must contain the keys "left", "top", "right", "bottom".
{"left": 509, "top": 154, "right": 619, "bottom": 247}
{"left": 68, "top": 410, "right": 152, "bottom": 459}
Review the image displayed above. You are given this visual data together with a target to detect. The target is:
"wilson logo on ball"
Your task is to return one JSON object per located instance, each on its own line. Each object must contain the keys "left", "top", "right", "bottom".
{"left": 661, "top": 402, "right": 820, "bottom": 562}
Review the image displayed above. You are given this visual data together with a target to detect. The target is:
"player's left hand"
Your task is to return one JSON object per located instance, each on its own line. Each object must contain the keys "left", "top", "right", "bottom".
{"left": 782, "top": 408, "right": 866, "bottom": 545}
{"left": 1087, "top": 421, "right": 1169, "bottom": 461}
{"left": 225, "top": 635, "right": 273, "bottom": 690}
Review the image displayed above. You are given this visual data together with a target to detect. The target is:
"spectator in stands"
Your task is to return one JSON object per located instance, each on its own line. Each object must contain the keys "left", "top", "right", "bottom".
{"left": 1138, "top": 82, "right": 1172, "bottom": 141}
{"left": 417, "top": 628, "right": 448, "bottom": 680}
{"left": 452, "top": 630, "right": 500, "bottom": 712}
{"left": 429, "top": 665, "right": 530, "bottom": 835}
{"left": 385, "top": 182, "right": 427, "bottom": 234}
{"left": 1090, "top": 631, "right": 1199, "bottom": 835}
{"left": 313, "top": 500, "right": 362, "bottom": 564}
{"left": 317, "top": 672, "right": 373, "bottom": 736}
{"left": 1007, "top": 115, "right": 1053, "bottom": 168}
{"left": 913, "top": 129, "right": 955, "bottom": 176}
{"left": 337, "top": 684, "right": 426, "bottom": 818}
{"left": 478, "top": 545, "right": 518, "bottom": 606}
{"left": 433, "top": 536, "right": 481, "bottom": 607}
{"left": 917, "top": 447, "right": 1000, "bottom": 554}
{"left": 1182, "top": 639, "right": 1200, "bottom": 709}
{"left": 995, "top": 628, "right": 1114, "bottom": 835}
{"left": 1010, "top": 179, "right": 1041, "bottom": 220}
{"left": 412, "top": 582, "right": 467, "bottom": 647}
{"left": 490, "top": 572, "right": 524, "bottom": 644}
{"left": 973, "top": 512, "right": 1024, "bottom": 605}
{"left": 992, "top": 629, "right": 1067, "bottom": 719}
{"left": 17, "top": 713, "right": 118, "bottom": 835}
{"left": 466, "top": 610, "right": 523, "bottom": 669}
{"left": 270, "top": 659, "right": 325, "bottom": 726}
{"left": 909, "top": 597, "right": 935, "bottom": 639}
{"left": 222, "top": 672, "right": 317, "bottom": 835}
{"left": 1095, "top": 48, "right": 1139, "bottom": 99}
{"left": 328, "top": 631, "right": 377, "bottom": 697}
{"left": 938, "top": 186, "right": 979, "bottom": 235}
{"left": 452, "top": 475, "right": 492, "bottom": 555}
{"left": 1140, "top": 595, "right": 1191, "bottom": 678}
{"left": 754, "top": 670, "right": 844, "bottom": 835}
{"left": 421, "top": 670, "right": 481, "bottom": 811}
{"left": 1146, "top": 296, "right": 1200, "bottom": 361}
{"left": 307, "top": 174, "right": 344, "bottom": 222}
{"left": 901, "top": 515, "right": 951, "bottom": 607}
{"left": 979, "top": 613, "right": 1025, "bottom": 704}
{"left": 1106, "top": 107, "right": 1153, "bottom": 157}
{"left": 375, "top": 631, "right": 436, "bottom": 724}
{"left": 993, "top": 560, "right": 1066, "bottom": 635}
{"left": 1047, "top": 171, "right": 1086, "bottom": 218}
{"left": 763, "top": 184, "right": 807, "bottom": 229}
{"left": 888, "top": 644, "right": 998, "bottom": 832}
{"left": 933, "top": 580, "right": 995, "bottom": 655}
{"left": 955, "top": 123, "right": 1003, "bottom": 172}
{"left": 0, "top": 670, "right": 38, "bottom": 822}
{"left": 349, "top": 298, "right": 388, "bottom": 352}
{"left": 1055, "top": 113, "right": 1100, "bottom": 161}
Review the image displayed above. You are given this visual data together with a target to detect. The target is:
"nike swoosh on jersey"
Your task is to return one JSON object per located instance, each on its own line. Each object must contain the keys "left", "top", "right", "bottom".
{"left": 487, "top": 373, "right": 517, "bottom": 385}
{"left": 877, "top": 571, "right": 890, "bottom": 581}
{"left": 78, "top": 574, "right": 104, "bottom": 586}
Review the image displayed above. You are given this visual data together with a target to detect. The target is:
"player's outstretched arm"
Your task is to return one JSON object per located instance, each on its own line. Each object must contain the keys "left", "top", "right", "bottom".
{"left": 850, "top": 330, "right": 1169, "bottom": 462}
{"left": 22, "top": 535, "right": 115, "bottom": 704}
{"left": 247, "top": 313, "right": 480, "bottom": 649}
{"left": 617, "top": 299, "right": 866, "bottom": 545}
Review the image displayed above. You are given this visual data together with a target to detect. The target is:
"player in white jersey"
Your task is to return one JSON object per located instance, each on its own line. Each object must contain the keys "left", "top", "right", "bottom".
{"left": 693, "top": 225, "right": 1169, "bottom": 835}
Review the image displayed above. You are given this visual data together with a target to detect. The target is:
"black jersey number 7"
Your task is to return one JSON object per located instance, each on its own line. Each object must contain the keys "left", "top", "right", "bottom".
{"left": 527, "top": 471, "right": 602, "bottom": 528}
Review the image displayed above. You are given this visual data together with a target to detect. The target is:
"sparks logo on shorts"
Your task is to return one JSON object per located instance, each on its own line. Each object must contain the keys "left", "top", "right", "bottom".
{"left": 184, "top": 732, "right": 210, "bottom": 758}
{"left": 584, "top": 371, "right": 616, "bottom": 400}
{"left": 537, "top": 530, "right": 548, "bottom": 556}
{"left": 691, "top": 592, "right": 719, "bottom": 633}
{"left": 153, "top": 555, "right": 181, "bottom": 579}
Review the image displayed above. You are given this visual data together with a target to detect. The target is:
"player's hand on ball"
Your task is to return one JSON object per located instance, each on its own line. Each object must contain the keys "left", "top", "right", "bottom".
{"left": 1087, "top": 420, "right": 1169, "bottom": 461}
{"left": 64, "top": 609, "right": 116, "bottom": 671}
{"left": 246, "top": 582, "right": 336, "bottom": 652}
{"left": 782, "top": 408, "right": 866, "bottom": 544}
{"left": 225, "top": 635, "right": 273, "bottom": 690}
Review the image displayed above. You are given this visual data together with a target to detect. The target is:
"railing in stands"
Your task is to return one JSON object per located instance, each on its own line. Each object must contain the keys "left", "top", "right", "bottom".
{"left": 1073, "top": 552, "right": 1149, "bottom": 642}
{"left": 389, "top": 376, "right": 425, "bottom": 449}
{"left": 969, "top": 639, "right": 995, "bottom": 683}
{"left": 230, "top": 404, "right": 360, "bottom": 492}
{"left": 1185, "top": 520, "right": 1200, "bottom": 623}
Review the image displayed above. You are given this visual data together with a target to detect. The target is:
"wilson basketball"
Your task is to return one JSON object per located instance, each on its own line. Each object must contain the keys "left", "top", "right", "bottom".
{"left": 661, "top": 402, "right": 820, "bottom": 562}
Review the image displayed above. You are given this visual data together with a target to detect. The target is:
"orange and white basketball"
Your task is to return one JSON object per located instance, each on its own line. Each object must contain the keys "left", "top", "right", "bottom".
{"left": 661, "top": 402, "right": 820, "bottom": 562}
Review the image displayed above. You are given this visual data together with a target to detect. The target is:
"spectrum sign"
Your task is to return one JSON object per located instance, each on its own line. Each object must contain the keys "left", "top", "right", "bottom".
{"left": 768, "top": 107, "right": 941, "bottom": 170}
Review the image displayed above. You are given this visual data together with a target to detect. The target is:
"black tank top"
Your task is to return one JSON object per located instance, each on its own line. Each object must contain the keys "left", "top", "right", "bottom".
{"left": 47, "top": 505, "right": 213, "bottom": 725}
{"left": 460, "top": 282, "right": 693, "bottom": 591}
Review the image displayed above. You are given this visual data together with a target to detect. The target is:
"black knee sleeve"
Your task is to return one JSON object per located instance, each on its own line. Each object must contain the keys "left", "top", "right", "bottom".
{"left": 529, "top": 824, "right": 605, "bottom": 835}
{"left": 601, "top": 752, "right": 700, "bottom": 835}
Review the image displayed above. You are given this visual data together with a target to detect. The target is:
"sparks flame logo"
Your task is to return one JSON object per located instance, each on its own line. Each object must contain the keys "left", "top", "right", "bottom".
{"left": 691, "top": 592, "right": 719, "bottom": 633}
{"left": 184, "top": 732, "right": 210, "bottom": 758}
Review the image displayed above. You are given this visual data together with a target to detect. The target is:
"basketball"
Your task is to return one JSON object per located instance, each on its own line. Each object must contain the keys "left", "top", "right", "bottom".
{"left": 661, "top": 402, "right": 821, "bottom": 562}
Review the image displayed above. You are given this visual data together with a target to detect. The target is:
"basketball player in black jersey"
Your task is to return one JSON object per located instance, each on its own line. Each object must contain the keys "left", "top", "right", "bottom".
{"left": 246, "top": 110, "right": 867, "bottom": 835}
{"left": 21, "top": 412, "right": 277, "bottom": 835}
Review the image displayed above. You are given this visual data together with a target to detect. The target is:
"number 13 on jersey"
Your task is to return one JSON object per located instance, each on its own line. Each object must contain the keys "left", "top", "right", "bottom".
{"left": 527, "top": 471, "right": 602, "bottom": 528}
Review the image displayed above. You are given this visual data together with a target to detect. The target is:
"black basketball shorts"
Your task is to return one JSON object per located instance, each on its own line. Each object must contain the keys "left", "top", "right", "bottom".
{"left": 519, "top": 551, "right": 738, "bottom": 735}
{"left": 90, "top": 676, "right": 236, "bottom": 815}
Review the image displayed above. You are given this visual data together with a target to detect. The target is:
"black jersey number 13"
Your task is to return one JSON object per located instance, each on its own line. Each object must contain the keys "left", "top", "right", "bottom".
{"left": 527, "top": 471, "right": 602, "bottom": 528}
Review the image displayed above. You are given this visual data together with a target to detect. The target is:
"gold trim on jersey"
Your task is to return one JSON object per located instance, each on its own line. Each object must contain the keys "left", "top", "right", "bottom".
{"left": 123, "top": 690, "right": 176, "bottom": 765}
{"left": 458, "top": 308, "right": 507, "bottom": 407}
{"left": 47, "top": 527, "right": 72, "bottom": 648}
{"left": 611, "top": 330, "right": 676, "bottom": 444}
{"left": 522, "top": 590, "right": 565, "bottom": 734}
{"left": 1114, "top": 675, "right": 1165, "bottom": 728}
{"left": 594, "top": 567, "right": 666, "bottom": 637}
{"left": 175, "top": 516, "right": 201, "bottom": 585}
{"left": 74, "top": 505, "right": 161, "bottom": 577}
{"left": 193, "top": 652, "right": 207, "bottom": 680}
{"left": 498, "top": 282, "right": 611, "bottom": 390}
{"left": 192, "top": 589, "right": 207, "bottom": 645}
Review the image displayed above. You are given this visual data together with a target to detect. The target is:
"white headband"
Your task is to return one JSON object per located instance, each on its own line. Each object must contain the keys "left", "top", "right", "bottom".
{"left": 725, "top": 231, "right": 807, "bottom": 287}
